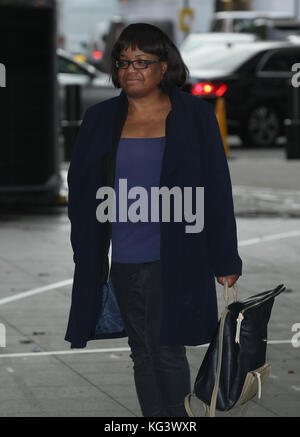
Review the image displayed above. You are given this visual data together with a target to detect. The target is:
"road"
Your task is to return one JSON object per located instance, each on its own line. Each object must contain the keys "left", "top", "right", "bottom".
{"left": 0, "top": 143, "right": 299, "bottom": 417}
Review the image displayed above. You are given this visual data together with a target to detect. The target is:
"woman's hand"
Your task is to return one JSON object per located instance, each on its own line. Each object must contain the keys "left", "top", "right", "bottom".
{"left": 217, "top": 274, "right": 240, "bottom": 287}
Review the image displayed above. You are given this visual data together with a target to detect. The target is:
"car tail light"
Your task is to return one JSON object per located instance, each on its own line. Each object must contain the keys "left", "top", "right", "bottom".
{"left": 93, "top": 50, "right": 103, "bottom": 60}
{"left": 191, "top": 82, "right": 227, "bottom": 97}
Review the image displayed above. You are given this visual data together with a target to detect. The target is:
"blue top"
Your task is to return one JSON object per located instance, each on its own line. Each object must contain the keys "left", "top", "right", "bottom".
{"left": 111, "top": 136, "right": 166, "bottom": 263}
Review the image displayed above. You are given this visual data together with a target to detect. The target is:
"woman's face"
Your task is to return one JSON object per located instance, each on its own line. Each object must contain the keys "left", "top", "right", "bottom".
{"left": 117, "top": 44, "right": 167, "bottom": 96}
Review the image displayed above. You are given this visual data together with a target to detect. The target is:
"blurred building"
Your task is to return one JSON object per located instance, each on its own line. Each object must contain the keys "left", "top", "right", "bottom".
{"left": 57, "top": 0, "right": 119, "bottom": 54}
{"left": 252, "top": 0, "right": 299, "bottom": 19}
{"left": 117, "top": 0, "right": 215, "bottom": 45}
{"left": 57, "top": 0, "right": 217, "bottom": 52}
{"left": 216, "top": 0, "right": 250, "bottom": 11}
{"left": 56, "top": 0, "right": 300, "bottom": 56}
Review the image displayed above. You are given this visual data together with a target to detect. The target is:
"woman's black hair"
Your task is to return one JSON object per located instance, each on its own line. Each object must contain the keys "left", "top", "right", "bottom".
{"left": 110, "top": 23, "right": 189, "bottom": 93}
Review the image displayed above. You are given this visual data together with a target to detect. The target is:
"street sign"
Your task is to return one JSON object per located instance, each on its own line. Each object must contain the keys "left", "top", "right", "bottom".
{"left": 179, "top": 7, "right": 194, "bottom": 32}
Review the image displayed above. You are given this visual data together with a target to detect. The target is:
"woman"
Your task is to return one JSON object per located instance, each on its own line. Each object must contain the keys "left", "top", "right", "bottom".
{"left": 65, "top": 23, "right": 242, "bottom": 417}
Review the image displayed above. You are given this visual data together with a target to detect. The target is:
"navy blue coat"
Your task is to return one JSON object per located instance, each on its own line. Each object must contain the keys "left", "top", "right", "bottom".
{"left": 64, "top": 86, "right": 243, "bottom": 349}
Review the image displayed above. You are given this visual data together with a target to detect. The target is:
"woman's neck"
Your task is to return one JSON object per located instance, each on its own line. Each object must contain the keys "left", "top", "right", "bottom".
{"left": 127, "top": 89, "right": 170, "bottom": 116}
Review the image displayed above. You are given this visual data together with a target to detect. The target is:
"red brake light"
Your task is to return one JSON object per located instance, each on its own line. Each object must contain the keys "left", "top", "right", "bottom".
{"left": 93, "top": 51, "right": 103, "bottom": 60}
{"left": 215, "top": 84, "right": 227, "bottom": 97}
{"left": 191, "top": 82, "right": 227, "bottom": 97}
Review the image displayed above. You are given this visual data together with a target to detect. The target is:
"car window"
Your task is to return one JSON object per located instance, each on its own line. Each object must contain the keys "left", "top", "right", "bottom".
{"left": 261, "top": 51, "right": 295, "bottom": 72}
{"left": 232, "top": 18, "right": 256, "bottom": 33}
{"left": 210, "top": 19, "right": 225, "bottom": 32}
{"left": 58, "top": 57, "right": 88, "bottom": 75}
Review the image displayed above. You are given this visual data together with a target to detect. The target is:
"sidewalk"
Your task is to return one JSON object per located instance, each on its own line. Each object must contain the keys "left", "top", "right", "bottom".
{"left": 228, "top": 148, "right": 300, "bottom": 217}
{"left": 61, "top": 147, "right": 300, "bottom": 217}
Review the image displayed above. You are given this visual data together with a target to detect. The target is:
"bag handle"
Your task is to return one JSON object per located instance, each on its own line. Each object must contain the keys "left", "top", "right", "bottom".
{"left": 185, "top": 277, "right": 239, "bottom": 417}
{"left": 206, "top": 306, "right": 229, "bottom": 416}
{"left": 208, "top": 278, "right": 239, "bottom": 416}
{"left": 223, "top": 277, "right": 238, "bottom": 306}
{"left": 184, "top": 307, "right": 229, "bottom": 417}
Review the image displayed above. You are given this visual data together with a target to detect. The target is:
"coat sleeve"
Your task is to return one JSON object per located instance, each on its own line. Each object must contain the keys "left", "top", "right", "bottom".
{"left": 67, "top": 108, "right": 92, "bottom": 263}
{"left": 204, "top": 103, "right": 243, "bottom": 278}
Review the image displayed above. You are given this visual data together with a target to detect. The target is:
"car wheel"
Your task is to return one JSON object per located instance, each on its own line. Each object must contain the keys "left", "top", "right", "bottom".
{"left": 240, "top": 105, "right": 280, "bottom": 148}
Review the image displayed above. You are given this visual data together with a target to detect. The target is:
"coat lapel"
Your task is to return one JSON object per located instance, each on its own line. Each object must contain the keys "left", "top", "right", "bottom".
{"left": 160, "top": 87, "right": 186, "bottom": 186}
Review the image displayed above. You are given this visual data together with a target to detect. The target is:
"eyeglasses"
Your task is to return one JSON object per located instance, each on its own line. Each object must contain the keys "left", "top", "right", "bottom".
{"left": 115, "top": 59, "right": 161, "bottom": 70}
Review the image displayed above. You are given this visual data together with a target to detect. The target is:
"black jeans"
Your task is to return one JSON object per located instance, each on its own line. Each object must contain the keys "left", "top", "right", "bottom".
{"left": 110, "top": 259, "right": 191, "bottom": 417}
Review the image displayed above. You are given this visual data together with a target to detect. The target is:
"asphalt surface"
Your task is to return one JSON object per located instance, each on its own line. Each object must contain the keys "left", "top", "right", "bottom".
{"left": 0, "top": 140, "right": 299, "bottom": 417}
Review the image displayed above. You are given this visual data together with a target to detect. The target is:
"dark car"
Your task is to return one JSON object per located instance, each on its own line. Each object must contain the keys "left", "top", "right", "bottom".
{"left": 182, "top": 41, "right": 300, "bottom": 147}
{"left": 57, "top": 48, "right": 119, "bottom": 123}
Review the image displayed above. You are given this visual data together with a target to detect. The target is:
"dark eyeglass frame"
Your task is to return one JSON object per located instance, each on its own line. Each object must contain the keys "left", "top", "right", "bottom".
{"left": 115, "top": 59, "right": 162, "bottom": 70}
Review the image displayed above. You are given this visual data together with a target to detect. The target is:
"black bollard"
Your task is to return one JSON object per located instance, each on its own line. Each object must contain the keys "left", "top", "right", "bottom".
{"left": 285, "top": 78, "right": 300, "bottom": 160}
